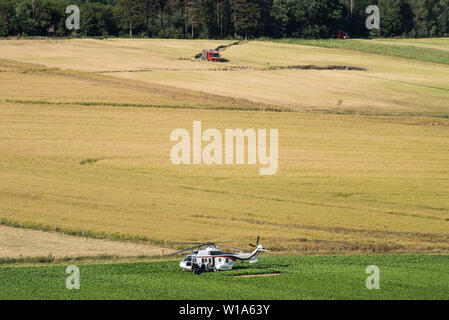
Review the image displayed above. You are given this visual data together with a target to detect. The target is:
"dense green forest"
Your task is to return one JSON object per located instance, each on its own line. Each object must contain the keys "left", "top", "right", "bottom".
{"left": 0, "top": 0, "right": 448, "bottom": 38}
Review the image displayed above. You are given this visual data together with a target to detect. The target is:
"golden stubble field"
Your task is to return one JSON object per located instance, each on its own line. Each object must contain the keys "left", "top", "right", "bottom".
{"left": 1, "top": 102, "right": 449, "bottom": 253}
{"left": 1, "top": 38, "right": 449, "bottom": 115}
{"left": 0, "top": 39, "right": 448, "bottom": 256}
{"left": 0, "top": 225, "right": 172, "bottom": 259}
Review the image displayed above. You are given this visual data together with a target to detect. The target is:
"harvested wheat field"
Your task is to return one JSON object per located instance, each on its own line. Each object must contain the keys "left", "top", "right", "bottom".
{"left": 1, "top": 39, "right": 448, "bottom": 115}
{"left": 0, "top": 225, "right": 171, "bottom": 259}
{"left": 0, "top": 39, "right": 448, "bottom": 257}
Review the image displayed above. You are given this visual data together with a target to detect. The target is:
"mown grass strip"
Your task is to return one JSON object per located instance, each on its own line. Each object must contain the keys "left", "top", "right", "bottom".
{"left": 268, "top": 38, "right": 449, "bottom": 65}
{"left": 5, "top": 98, "right": 449, "bottom": 119}
{"left": 4, "top": 98, "right": 294, "bottom": 113}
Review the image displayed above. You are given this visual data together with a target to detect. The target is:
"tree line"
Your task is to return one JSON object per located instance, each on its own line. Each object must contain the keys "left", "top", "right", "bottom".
{"left": 0, "top": 0, "right": 448, "bottom": 38}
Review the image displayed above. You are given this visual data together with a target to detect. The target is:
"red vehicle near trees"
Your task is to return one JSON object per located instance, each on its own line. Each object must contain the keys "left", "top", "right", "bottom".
{"left": 337, "top": 31, "right": 350, "bottom": 39}
{"left": 202, "top": 49, "right": 220, "bottom": 62}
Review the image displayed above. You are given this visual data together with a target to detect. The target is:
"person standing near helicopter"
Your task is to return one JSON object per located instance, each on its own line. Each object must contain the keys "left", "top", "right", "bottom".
{"left": 192, "top": 261, "right": 200, "bottom": 275}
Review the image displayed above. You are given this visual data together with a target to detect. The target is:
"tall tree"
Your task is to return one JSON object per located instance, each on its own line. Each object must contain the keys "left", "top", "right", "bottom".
{"left": 410, "top": 0, "right": 433, "bottom": 37}
{"left": 81, "top": 2, "right": 116, "bottom": 36}
{"left": 231, "top": 0, "right": 260, "bottom": 38}
{"left": 434, "top": 0, "right": 449, "bottom": 36}
{"left": 185, "top": 0, "right": 199, "bottom": 37}
{"left": 198, "top": 0, "right": 216, "bottom": 37}
{"left": 13, "top": 1, "right": 36, "bottom": 36}
{"left": 0, "top": 0, "right": 15, "bottom": 36}
{"left": 271, "top": 0, "right": 290, "bottom": 37}
{"left": 115, "top": 0, "right": 144, "bottom": 36}
{"left": 379, "top": 0, "right": 413, "bottom": 36}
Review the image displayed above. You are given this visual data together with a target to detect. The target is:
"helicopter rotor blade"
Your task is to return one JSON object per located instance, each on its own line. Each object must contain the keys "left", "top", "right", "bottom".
{"left": 210, "top": 240, "right": 247, "bottom": 244}
{"left": 169, "top": 240, "right": 247, "bottom": 247}
{"left": 170, "top": 244, "right": 205, "bottom": 256}
{"left": 219, "top": 245, "right": 251, "bottom": 253}
{"left": 168, "top": 242, "right": 205, "bottom": 245}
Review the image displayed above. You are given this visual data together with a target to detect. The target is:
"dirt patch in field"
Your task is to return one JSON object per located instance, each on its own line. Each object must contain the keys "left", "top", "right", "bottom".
{"left": 234, "top": 273, "right": 282, "bottom": 278}
{"left": 403, "top": 118, "right": 449, "bottom": 127}
{"left": 0, "top": 225, "right": 173, "bottom": 259}
{"left": 80, "top": 158, "right": 100, "bottom": 165}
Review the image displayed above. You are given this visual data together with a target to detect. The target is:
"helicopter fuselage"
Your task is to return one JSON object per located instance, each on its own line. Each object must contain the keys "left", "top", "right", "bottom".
{"left": 179, "top": 246, "right": 264, "bottom": 272}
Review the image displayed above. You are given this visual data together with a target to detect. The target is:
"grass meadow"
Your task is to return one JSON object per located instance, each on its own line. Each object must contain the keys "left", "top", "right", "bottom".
{"left": 0, "top": 254, "right": 448, "bottom": 299}
{"left": 273, "top": 38, "right": 449, "bottom": 65}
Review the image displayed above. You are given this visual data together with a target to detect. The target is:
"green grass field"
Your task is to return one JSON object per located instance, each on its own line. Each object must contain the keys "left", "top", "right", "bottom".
{"left": 273, "top": 38, "right": 449, "bottom": 65}
{"left": 1, "top": 254, "right": 448, "bottom": 299}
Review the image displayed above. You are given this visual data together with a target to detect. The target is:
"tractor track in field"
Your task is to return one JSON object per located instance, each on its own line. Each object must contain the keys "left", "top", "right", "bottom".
{"left": 94, "top": 66, "right": 250, "bottom": 73}
{"left": 94, "top": 64, "right": 366, "bottom": 74}
{"left": 192, "top": 40, "right": 248, "bottom": 59}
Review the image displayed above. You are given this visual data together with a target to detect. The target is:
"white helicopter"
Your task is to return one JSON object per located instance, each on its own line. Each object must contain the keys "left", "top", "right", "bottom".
{"left": 170, "top": 236, "right": 270, "bottom": 273}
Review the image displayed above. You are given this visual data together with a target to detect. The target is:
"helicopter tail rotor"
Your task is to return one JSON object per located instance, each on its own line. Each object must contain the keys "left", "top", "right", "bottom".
{"left": 249, "top": 236, "right": 261, "bottom": 248}
{"left": 249, "top": 236, "right": 270, "bottom": 252}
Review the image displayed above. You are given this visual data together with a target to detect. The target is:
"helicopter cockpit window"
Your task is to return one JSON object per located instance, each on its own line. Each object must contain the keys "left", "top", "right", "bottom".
{"left": 184, "top": 256, "right": 192, "bottom": 262}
